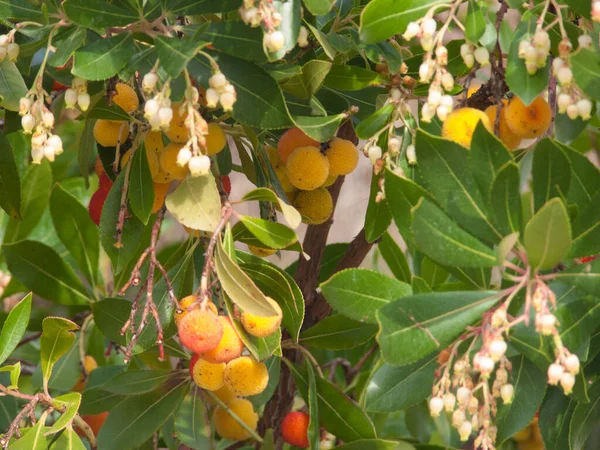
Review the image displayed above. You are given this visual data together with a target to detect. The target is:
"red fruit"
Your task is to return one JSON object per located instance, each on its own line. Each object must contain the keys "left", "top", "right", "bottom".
{"left": 52, "top": 80, "right": 69, "bottom": 92}
{"left": 94, "top": 156, "right": 104, "bottom": 177}
{"left": 177, "top": 309, "right": 223, "bottom": 354}
{"left": 189, "top": 353, "right": 199, "bottom": 378}
{"left": 281, "top": 412, "right": 310, "bottom": 449}
{"left": 221, "top": 175, "right": 231, "bottom": 195}
{"left": 98, "top": 172, "right": 113, "bottom": 192}
{"left": 88, "top": 188, "right": 108, "bottom": 226}
{"left": 76, "top": 412, "right": 108, "bottom": 437}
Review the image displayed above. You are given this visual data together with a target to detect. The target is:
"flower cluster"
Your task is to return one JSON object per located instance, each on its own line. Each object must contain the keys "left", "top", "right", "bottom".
{"left": 460, "top": 42, "right": 490, "bottom": 69}
{"left": 0, "top": 32, "right": 19, "bottom": 62}
{"left": 142, "top": 72, "right": 175, "bottom": 131}
{"left": 19, "top": 95, "right": 63, "bottom": 164}
{"left": 239, "top": 0, "right": 286, "bottom": 53}
{"left": 205, "top": 71, "right": 237, "bottom": 112}
{"left": 553, "top": 39, "right": 592, "bottom": 120}
{"left": 64, "top": 77, "right": 91, "bottom": 111}
{"left": 517, "top": 29, "right": 551, "bottom": 75}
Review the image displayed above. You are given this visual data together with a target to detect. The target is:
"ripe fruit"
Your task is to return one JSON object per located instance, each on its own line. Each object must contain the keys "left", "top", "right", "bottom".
{"left": 175, "top": 296, "right": 218, "bottom": 326}
{"left": 94, "top": 156, "right": 104, "bottom": 177}
{"left": 325, "top": 138, "right": 359, "bottom": 176}
{"left": 286, "top": 146, "right": 330, "bottom": 191}
{"left": 178, "top": 309, "right": 223, "bottom": 354}
{"left": 241, "top": 297, "right": 282, "bottom": 338}
{"left": 160, "top": 142, "right": 189, "bottom": 180}
{"left": 206, "top": 122, "right": 227, "bottom": 156}
{"left": 293, "top": 188, "right": 333, "bottom": 225}
{"left": 73, "top": 355, "right": 99, "bottom": 391}
{"left": 248, "top": 244, "right": 277, "bottom": 257}
{"left": 144, "top": 131, "right": 172, "bottom": 183}
{"left": 277, "top": 128, "right": 320, "bottom": 163}
{"left": 151, "top": 182, "right": 171, "bottom": 214}
{"left": 98, "top": 172, "right": 113, "bottom": 192}
{"left": 224, "top": 356, "right": 269, "bottom": 396}
{"left": 200, "top": 316, "right": 244, "bottom": 363}
{"left": 441, "top": 107, "right": 492, "bottom": 149}
{"left": 281, "top": 412, "right": 310, "bottom": 449}
{"left": 88, "top": 188, "right": 109, "bottom": 225}
{"left": 213, "top": 398, "right": 258, "bottom": 441}
{"left": 221, "top": 175, "right": 231, "bottom": 195}
{"left": 189, "top": 353, "right": 199, "bottom": 377}
{"left": 266, "top": 145, "right": 295, "bottom": 193}
{"left": 165, "top": 103, "right": 189, "bottom": 143}
{"left": 192, "top": 357, "right": 226, "bottom": 391}
{"left": 76, "top": 412, "right": 108, "bottom": 437}
{"left": 112, "top": 83, "right": 139, "bottom": 113}
{"left": 93, "top": 120, "right": 130, "bottom": 147}
{"left": 505, "top": 95, "right": 552, "bottom": 139}
{"left": 484, "top": 100, "right": 523, "bottom": 150}
{"left": 207, "top": 384, "right": 237, "bottom": 406}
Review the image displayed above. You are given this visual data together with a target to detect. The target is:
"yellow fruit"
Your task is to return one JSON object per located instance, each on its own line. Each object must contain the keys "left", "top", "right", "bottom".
{"left": 213, "top": 398, "right": 258, "bottom": 441}
{"left": 224, "top": 356, "right": 269, "bottom": 396}
{"left": 277, "top": 128, "right": 320, "bottom": 163}
{"left": 192, "top": 357, "right": 226, "bottom": 391}
{"left": 517, "top": 440, "right": 544, "bottom": 450}
{"left": 145, "top": 130, "right": 165, "bottom": 154}
{"left": 505, "top": 95, "right": 552, "bottom": 139}
{"left": 293, "top": 188, "right": 333, "bottom": 225}
{"left": 73, "top": 355, "right": 98, "bottom": 391}
{"left": 120, "top": 147, "right": 162, "bottom": 184}
{"left": 205, "top": 122, "right": 227, "bottom": 156}
{"left": 160, "top": 142, "right": 189, "bottom": 180}
{"left": 484, "top": 101, "right": 522, "bottom": 150}
{"left": 265, "top": 145, "right": 296, "bottom": 193}
{"left": 93, "top": 120, "right": 129, "bottom": 148}
{"left": 248, "top": 245, "right": 277, "bottom": 257}
{"left": 467, "top": 83, "right": 482, "bottom": 99}
{"left": 165, "top": 103, "right": 189, "bottom": 143}
{"left": 325, "top": 138, "right": 359, "bottom": 176}
{"left": 322, "top": 174, "right": 338, "bottom": 188}
{"left": 112, "top": 83, "right": 139, "bottom": 113}
{"left": 200, "top": 316, "right": 244, "bottom": 364}
{"left": 441, "top": 107, "right": 492, "bottom": 149}
{"left": 207, "top": 384, "right": 237, "bottom": 406}
{"left": 178, "top": 309, "right": 223, "bottom": 354}
{"left": 151, "top": 182, "right": 171, "bottom": 214}
{"left": 286, "top": 146, "right": 330, "bottom": 191}
{"left": 241, "top": 297, "right": 282, "bottom": 338}
{"left": 175, "top": 296, "right": 217, "bottom": 326}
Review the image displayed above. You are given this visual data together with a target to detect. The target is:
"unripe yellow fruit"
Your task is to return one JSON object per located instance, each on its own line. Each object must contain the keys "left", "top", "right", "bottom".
{"left": 484, "top": 101, "right": 522, "bottom": 150}
{"left": 265, "top": 145, "right": 296, "bottom": 193}
{"left": 143, "top": 131, "right": 172, "bottom": 183}
{"left": 120, "top": 147, "right": 162, "bottom": 186}
{"left": 145, "top": 131, "right": 165, "bottom": 154}
{"left": 113, "top": 83, "right": 139, "bottom": 113}
{"left": 286, "top": 146, "right": 330, "bottom": 191}
{"left": 207, "top": 384, "right": 237, "bottom": 406}
{"left": 322, "top": 174, "right": 338, "bottom": 188}
{"left": 248, "top": 245, "right": 277, "bottom": 257}
{"left": 164, "top": 103, "right": 189, "bottom": 143}
{"left": 293, "top": 188, "right": 333, "bottom": 225}
{"left": 241, "top": 297, "right": 282, "bottom": 338}
{"left": 206, "top": 122, "right": 227, "bottom": 156}
{"left": 93, "top": 120, "right": 130, "bottom": 147}
{"left": 174, "top": 295, "right": 218, "bottom": 326}
{"left": 325, "top": 138, "right": 359, "bottom": 176}
{"left": 151, "top": 182, "right": 171, "bottom": 214}
{"left": 441, "top": 107, "right": 492, "bottom": 149}
{"left": 192, "top": 357, "right": 226, "bottom": 391}
{"left": 200, "top": 316, "right": 244, "bottom": 364}
{"left": 213, "top": 398, "right": 258, "bottom": 441}
{"left": 224, "top": 356, "right": 269, "bottom": 396}
{"left": 73, "top": 355, "right": 98, "bottom": 391}
{"left": 505, "top": 95, "right": 552, "bottom": 139}
{"left": 160, "top": 142, "right": 189, "bottom": 180}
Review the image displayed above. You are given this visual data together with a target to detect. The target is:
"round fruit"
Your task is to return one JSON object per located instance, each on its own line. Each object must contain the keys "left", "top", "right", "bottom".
{"left": 151, "top": 182, "right": 171, "bottom": 214}
{"left": 76, "top": 412, "right": 108, "bottom": 437}
{"left": 93, "top": 120, "right": 129, "bottom": 147}
{"left": 177, "top": 309, "right": 223, "bottom": 354}
{"left": 484, "top": 100, "right": 522, "bottom": 150}
{"left": 112, "top": 83, "right": 139, "bottom": 113}
{"left": 200, "top": 316, "right": 244, "bottom": 364}
{"left": 160, "top": 142, "right": 189, "bottom": 180}
{"left": 441, "top": 107, "right": 492, "bottom": 149}
{"left": 94, "top": 157, "right": 104, "bottom": 177}
{"left": 213, "top": 398, "right": 258, "bottom": 441}
{"left": 293, "top": 188, "right": 333, "bottom": 225}
{"left": 247, "top": 245, "right": 277, "bottom": 257}
{"left": 277, "top": 128, "right": 320, "bottom": 163}
{"left": 241, "top": 297, "right": 282, "bottom": 338}
{"left": 281, "top": 412, "right": 310, "bottom": 449}
{"left": 221, "top": 175, "right": 231, "bottom": 195}
{"left": 325, "top": 138, "right": 359, "bottom": 176}
{"left": 206, "top": 122, "right": 227, "bottom": 156}
{"left": 224, "top": 356, "right": 269, "bottom": 396}
{"left": 145, "top": 130, "right": 164, "bottom": 154}
{"left": 286, "top": 146, "right": 330, "bottom": 191}
{"left": 266, "top": 145, "right": 296, "bottom": 193}
{"left": 165, "top": 103, "right": 189, "bottom": 143}
{"left": 189, "top": 353, "right": 199, "bottom": 378}
{"left": 322, "top": 174, "right": 338, "bottom": 188}
{"left": 175, "top": 296, "right": 218, "bottom": 327}
{"left": 98, "top": 172, "right": 113, "bottom": 192}
{"left": 88, "top": 188, "right": 109, "bottom": 226}
{"left": 505, "top": 95, "right": 552, "bottom": 139}
{"left": 192, "top": 357, "right": 226, "bottom": 391}
{"left": 73, "top": 355, "right": 99, "bottom": 391}
{"left": 207, "top": 384, "right": 237, "bottom": 406}
{"left": 144, "top": 131, "right": 172, "bottom": 183}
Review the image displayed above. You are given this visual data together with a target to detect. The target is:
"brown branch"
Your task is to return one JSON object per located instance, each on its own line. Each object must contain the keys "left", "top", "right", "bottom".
{"left": 15, "top": 332, "right": 42, "bottom": 348}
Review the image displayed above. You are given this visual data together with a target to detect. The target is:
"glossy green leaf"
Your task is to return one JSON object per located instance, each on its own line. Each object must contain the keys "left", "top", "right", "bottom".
{"left": 79, "top": 366, "right": 127, "bottom": 416}
{"left": 299, "top": 315, "right": 377, "bottom": 350}
{"left": 9, "top": 419, "right": 47, "bottom": 449}
{"left": 154, "top": 36, "right": 207, "bottom": 78}
{"left": 170, "top": 0, "right": 239, "bottom": 15}
{"left": 555, "top": 258, "right": 600, "bottom": 297}
{"left": 63, "top": 0, "right": 138, "bottom": 28}
{"left": 555, "top": 292, "right": 600, "bottom": 357}
{"left": 0, "top": 293, "right": 32, "bottom": 366}
{"left": 496, "top": 231, "right": 520, "bottom": 265}
{"left": 292, "top": 114, "right": 346, "bottom": 142}
{"left": 0, "top": 0, "right": 44, "bottom": 20}
{"left": 103, "top": 370, "right": 182, "bottom": 395}
{"left": 238, "top": 216, "right": 298, "bottom": 249}
{"left": 128, "top": 145, "right": 154, "bottom": 224}
{"left": 281, "top": 60, "right": 332, "bottom": 99}
{"left": 469, "top": 123, "right": 512, "bottom": 199}
{"left": 365, "top": 353, "right": 437, "bottom": 412}
{"left": 0, "top": 60, "right": 28, "bottom": 112}
{"left": 0, "top": 362, "right": 20, "bottom": 389}
{"left": 320, "top": 268, "right": 412, "bottom": 324}
{"left": 303, "top": 0, "right": 336, "bottom": 15}
{"left": 306, "top": 361, "right": 320, "bottom": 450}
{"left": 355, "top": 103, "right": 395, "bottom": 140}
{"left": 48, "top": 392, "right": 82, "bottom": 435}
{"left": 377, "top": 290, "right": 499, "bottom": 365}
{"left": 240, "top": 188, "right": 301, "bottom": 229}
{"left": 420, "top": 257, "right": 449, "bottom": 287}
{"left": 91, "top": 298, "right": 130, "bottom": 346}
{"left": 465, "top": 1, "right": 485, "bottom": 42}
{"left": 324, "top": 65, "right": 387, "bottom": 91}
{"left": 569, "top": 381, "right": 600, "bottom": 450}
{"left": 40, "top": 317, "right": 79, "bottom": 394}
{"left": 48, "top": 427, "right": 87, "bottom": 450}
{"left": 569, "top": 191, "right": 600, "bottom": 258}
{"left": 570, "top": 48, "right": 600, "bottom": 101}
{"left": 532, "top": 139, "right": 571, "bottom": 211}
{"left": 73, "top": 33, "right": 135, "bottom": 81}
{"left": 78, "top": 118, "right": 96, "bottom": 188}
{"left": 564, "top": 144, "right": 600, "bottom": 209}
{"left": 524, "top": 198, "right": 572, "bottom": 271}
{"left": 378, "top": 232, "right": 412, "bottom": 283}
{"left": 365, "top": 173, "right": 392, "bottom": 242}
{"left": 539, "top": 386, "right": 576, "bottom": 450}
{"left": 305, "top": 23, "right": 337, "bottom": 60}
{"left": 0, "top": 131, "right": 21, "bottom": 220}
{"left": 174, "top": 386, "right": 210, "bottom": 449}
{"left": 48, "top": 27, "right": 86, "bottom": 68}
{"left": 489, "top": 162, "right": 522, "bottom": 236}
{"left": 199, "top": 21, "right": 266, "bottom": 63}
{"left": 86, "top": 97, "right": 131, "bottom": 122}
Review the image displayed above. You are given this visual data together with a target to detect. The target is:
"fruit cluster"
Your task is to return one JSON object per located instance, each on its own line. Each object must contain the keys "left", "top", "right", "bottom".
{"left": 177, "top": 295, "right": 282, "bottom": 441}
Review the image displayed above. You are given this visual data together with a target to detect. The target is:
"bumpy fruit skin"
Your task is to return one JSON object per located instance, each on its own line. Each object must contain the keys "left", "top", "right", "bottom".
{"left": 248, "top": 245, "right": 277, "bottom": 257}
{"left": 293, "top": 188, "right": 333, "bottom": 225}
{"left": 325, "top": 138, "right": 359, "bottom": 176}
{"left": 221, "top": 175, "right": 232, "bottom": 195}
{"left": 286, "top": 146, "right": 330, "bottom": 191}
{"left": 93, "top": 120, "right": 130, "bottom": 147}
{"left": 88, "top": 188, "right": 109, "bottom": 226}
{"left": 441, "top": 107, "right": 492, "bottom": 149}
{"left": 176, "top": 296, "right": 218, "bottom": 327}
{"left": 113, "top": 83, "right": 139, "bottom": 113}
{"left": 160, "top": 142, "right": 189, "bottom": 180}
{"left": 281, "top": 412, "right": 310, "bottom": 449}
{"left": 266, "top": 145, "right": 296, "bottom": 193}
{"left": 178, "top": 309, "right": 223, "bottom": 354}
{"left": 484, "top": 100, "right": 523, "bottom": 150}
{"left": 192, "top": 357, "right": 226, "bottom": 391}
{"left": 224, "top": 356, "right": 269, "bottom": 396}
{"left": 206, "top": 122, "right": 227, "bottom": 156}
{"left": 201, "top": 316, "right": 244, "bottom": 363}
{"left": 277, "top": 128, "right": 319, "bottom": 163}
{"left": 241, "top": 297, "right": 282, "bottom": 338}
{"left": 505, "top": 95, "right": 552, "bottom": 139}
{"left": 213, "top": 398, "right": 258, "bottom": 441}
{"left": 76, "top": 412, "right": 108, "bottom": 437}
{"left": 152, "top": 182, "right": 171, "bottom": 214}
{"left": 207, "top": 384, "right": 237, "bottom": 406}
{"left": 189, "top": 353, "right": 199, "bottom": 378}
{"left": 165, "top": 103, "right": 189, "bottom": 143}
{"left": 73, "top": 355, "right": 99, "bottom": 391}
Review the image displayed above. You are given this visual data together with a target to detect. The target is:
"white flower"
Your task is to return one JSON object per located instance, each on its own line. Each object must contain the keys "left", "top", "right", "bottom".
{"left": 220, "top": 91, "right": 236, "bottom": 111}
{"left": 403, "top": 22, "right": 421, "bottom": 41}
{"left": 460, "top": 43, "right": 473, "bottom": 59}
{"left": 7, "top": 43, "right": 19, "bottom": 62}
{"left": 565, "top": 354, "right": 580, "bottom": 374}
{"left": 421, "top": 18, "right": 437, "bottom": 37}
{"left": 176, "top": 147, "right": 192, "bottom": 167}
{"left": 43, "top": 145, "right": 56, "bottom": 162}
{"left": 533, "top": 30, "right": 550, "bottom": 51}
{"left": 420, "top": 102, "right": 435, "bottom": 123}
{"left": 552, "top": 57, "right": 566, "bottom": 75}
{"left": 388, "top": 137, "right": 401, "bottom": 155}
{"left": 0, "top": 34, "right": 8, "bottom": 46}
{"left": 578, "top": 35, "right": 593, "bottom": 49}
{"left": 144, "top": 98, "right": 159, "bottom": 118}
{"left": 19, "top": 97, "right": 31, "bottom": 116}
{"left": 47, "top": 135, "right": 63, "bottom": 155}
{"left": 389, "top": 87, "right": 402, "bottom": 102}
{"left": 428, "top": 88, "right": 442, "bottom": 108}
{"left": 209, "top": 72, "right": 228, "bottom": 91}
{"left": 458, "top": 421, "right": 473, "bottom": 441}
{"left": 64, "top": 88, "right": 78, "bottom": 108}
{"left": 443, "top": 393, "right": 456, "bottom": 412}
{"left": 31, "top": 145, "right": 44, "bottom": 164}
{"left": 72, "top": 77, "right": 87, "bottom": 93}
{"left": 77, "top": 93, "right": 90, "bottom": 112}
{"left": 436, "top": 105, "right": 451, "bottom": 121}
{"left": 0, "top": 46, "right": 7, "bottom": 62}
{"left": 547, "top": 363, "right": 564, "bottom": 385}
{"left": 406, "top": 144, "right": 417, "bottom": 165}
{"left": 463, "top": 53, "right": 475, "bottom": 69}
{"left": 576, "top": 99, "right": 592, "bottom": 121}
{"left": 557, "top": 67, "right": 573, "bottom": 86}
{"left": 205, "top": 88, "right": 220, "bottom": 108}
{"left": 368, "top": 145, "right": 382, "bottom": 164}
{"left": 441, "top": 72, "right": 454, "bottom": 91}
{"left": 265, "top": 31, "right": 285, "bottom": 52}
{"left": 452, "top": 408, "right": 466, "bottom": 428}
{"left": 297, "top": 26, "right": 309, "bottom": 47}
{"left": 420, "top": 35, "right": 433, "bottom": 52}
{"left": 21, "top": 114, "right": 35, "bottom": 134}
{"left": 42, "top": 111, "right": 54, "bottom": 128}
{"left": 537, "top": 313, "right": 556, "bottom": 335}
{"left": 142, "top": 72, "right": 158, "bottom": 93}
{"left": 567, "top": 104, "right": 579, "bottom": 120}
{"left": 428, "top": 396, "right": 444, "bottom": 417}
{"left": 500, "top": 384, "right": 514, "bottom": 404}
{"left": 557, "top": 94, "right": 572, "bottom": 114}
{"left": 491, "top": 308, "right": 507, "bottom": 328}
{"left": 148, "top": 111, "right": 162, "bottom": 130}
{"left": 188, "top": 155, "right": 211, "bottom": 176}
{"left": 560, "top": 372, "right": 575, "bottom": 394}
{"left": 474, "top": 47, "right": 490, "bottom": 66}
{"left": 31, "top": 131, "right": 46, "bottom": 148}
{"left": 489, "top": 339, "right": 507, "bottom": 361}
{"left": 158, "top": 107, "right": 173, "bottom": 129}
{"left": 496, "top": 368, "right": 508, "bottom": 384}
{"left": 456, "top": 387, "right": 471, "bottom": 406}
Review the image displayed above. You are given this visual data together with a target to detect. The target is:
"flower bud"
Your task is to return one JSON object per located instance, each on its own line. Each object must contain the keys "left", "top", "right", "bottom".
{"left": 297, "top": 26, "right": 309, "bottom": 47}
{"left": 477, "top": 354, "right": 495, "bottom": 376}
{"left": 421, "top": 18, "right": 437, "bottom": 37}
{"left": 552, "top": 57, "right": 566, "bottom": 75}
{"left": 21, "top": 114, "right": 35, "bottom": 134}
{"left": 428, "top": 88, "right": 442, "bottom": 108}
{"left": 368, "top": 145, "right": 382, "bottom": 164}
{"left": 452, "top": 408, "right": 466, "bottom": 428}
{"left": 265, "top": 31, "right": 285, "bottom": 52}
{"left": 518, "top": 40, "right": 531, "bottom": 58}
{"left": 389, "top": 87, "right": 402, "bottom": 102}
{"left": 144, "top": 98, "right": 159, "bottom": 118}
{"left": 463, "top": 53, "right": 475, "bottom": 69}
{"left": 467, "top": 396, "right": 479, "bottom": 415}
{"left": 547, "top": 363, "right": 564, "bottom": 385}
{"left": 533, "top": 30, "right": 550, "bottom": 51}
{"left": 565, "top": 354, "right": 580, "bottom": 374}
{"left": 421, "top": 102, "right": 435, "bottom": 123}
{"left": 471, "top": 413, "right": 479, "bottom": 430}
{"left": 557, "top": 93, "right": 572, "bottom": 113}
{"left": 31, "top": 145, "right": 44, "bottom": 164}
{"left": 560, "top": 372, "right": 575, "bottom": 394}
{"left": 443, "top": 392, "right": 456, "bottom": 412}
{"left": 577, "top": 99, "right": 592, "bottom": 121}
{"left": 419, "top": 62, "right": 433, "bottom": 83}
{"left": 491, "top": 308, "right": 507, "bottom": 328}
{"left": 271, "top": 11, "right": 282, "bottom": 28}
{"left": 406, "top": 144, "right": 417, "bottom": 165}
{"left": 388, "top": 137, "right": 401, "bottom": 155}
{"left": 567, "top": 104, "right": 579, "bottom": 120}
{"left": 441, "top": 72, "right": 454, "bottom": 91}
{"left": 43, "top": 145, "right": 55, "bottom": 162}
{"left": 474, "top": 47, "right": 490, "bottom": 66}
{"left": 0, "top": 34, "right": 8, "bottom": 46}
{"left": 578, "top": 35, "right": 593, "bottom": 49}
{"left": 177, "top": 147, "right": 192, "bottom": 167}
{"left": 489, "top": 339, "right": 507, "bottom": 361}
{"left": 148, "top": 112, "right": 161, "bottom": 130}
{"left": 496, "top": 368, "right": 508, "bottom": 384}
{"left": 458, "top": 421, "right": 473, "bottom": 441}
{"left": 436, "top": 105, "right": 451, "bottom": 121}
{"left": 557, "top": 66, "right": 573, "bottom": 86}
{"left": 47, "top": 134, "right": 63, "bottom": 155}
{"left": 429, "top": 396, "right": 444, "bottom": 417}
{"left": 31, "top": 131, "right": 46, "bottom": 149}
{"left": 19, "top": 97, "right": 31, "bottom": 116}
{"left": 72, "top": 77, "right": 87, "bottom": 93}
{"left": 65, "top": 88, "right": 78, "bottom": 108}
{"left": 500, "top": 383, "right": 514, "bottom": 404}
{"left": 420, "top": 35, "right": 433, "bottom": 52}
{"left": 7, "top": 43, "right": 19, "bottom": 62}
{"left": 188, "top": 155, "right": 211, "bottom": 176}
{"left": 42, "top": 111, "right": 55, "bottom": 129}
{"left": 457, "top": 386, "right": 471, "bottom": 406}
{"left": 403, "top": 22, "right": 421, "bottom": 40}
{"left": 454, "top": 360, "right": 466, "bottom": 374}
{"left": 537, "top": 313, "right": 556, "bottom": 335}
{"left": 0, "top": 46, "right": 6, "bottom": 61}
{"left": 77, "top": 93, "right": 90, "bottom": 112}
{"left": 461, "top": 43, "right": 473, "bottom": 59}
{"left": 209, "top": 72, "right": 228, "bottom": 91}
{"left": 158, "top": 107, "right": 173, "bottom": 129}
{"left": 142, "top": 72, "right": 158, "bottom": 93}
{"left": 205, "top": 88, "right": 220, "bottom": 108}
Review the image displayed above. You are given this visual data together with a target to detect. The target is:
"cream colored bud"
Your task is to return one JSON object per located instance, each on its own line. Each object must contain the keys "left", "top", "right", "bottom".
{"left": 496, "top": 368, "right": 508, "bottom": 384}
{"left": 7, "top": 43, "right": 19, "bottom": 62}
{"left": 144, "top": 98, "right": 159, "bottom": 118}
{"left": 443, "top": 392, "right": 456, "bottom": 412}
{"left": 422, "top": 18, "right": 437, "bottom": 37}
{"left": 557, "top": 66, "right": 573, "bottom": 86}
{"left": 43, "top": 145, "right": 55, "bottom": 162}
{"left": 42, "top": 111, "right": 54, "bottom": 129}
{"left": 577, "top": 99, "right": 592, "bottom": 121}
{"left": 0, "top": 46, "right": 7, "bottom": 61}
{"left": 460, "top": 43, "right": 473, "bottom": 59}
{"left": 458, "top": 421, "right": 473, "bottom": 441}
{"left": 389, "top": 87, "right": 402, "bottom": 102}
{"left": 177, "top": 147, "right": 192, "bottom": 167}
{"left": 491, "top": 308, "right": 507, "bottom": 328}
{"left": 406, "top": 144, "right": 417, "bottom": 165}
{"left": 457, "top": 386, "right": 471, "bottom": 406}
{"left": 158, "top": 107, "right": 173, "bottom": 128}
{"left": 557, "top": 93, "right": 572, "bottom": 114}
{"left": 47, "top": 135, "right": 63, "bottom": 155}
{"left": 436, "top": 46, "right": 448, "bottom": 65}
{"left": 368, "top": 145, "right": 382, "bottom": 164}
{"left": 77, "top": 93, "right": 90, "bottom": 112}
{"left": 452, "top": 409, "right": 466, "bottom": 428}
{"left": 489, "top": 339, "right": 507, "bottom": 361}
{"left": 220, "top": 91, "right": 236, "bottom": 111}
{"left": 428, "top": 88, "right": 442, "bottom": 108}
{"left": 474, "top": 47, "right": 490, "bottom": 66}
{"left": 142, "top": 72, "right": 158, "bottom": 93}
{"left": 533, "top": 30, "right": 550, "bottom": 51}
{"left": 31, "top": 131, "right": 46, "bottom": 149}
{"left": 578, "top": 35, "right": 593, "bottom": 49}
{"left": 436, "top": 105, "right": 451, "bottom": 121}
{"left": 552, "top": 57, "right": 566, "bottom": 75}
{"left": 265, "top": 31, "right": 285, "bottom": 52}
{"left": 205, "top": 88, "right": 220, "bottom": 108}
{"left": 209, "top": 72, "right": 228, "bottom": 91}
{"left": 72, "top": 77, "right": 87, "bottom": 92}
{"left": 547, "top": 363, "right": 564, "bottom": 385}
{"left": 388, "top": 137, "right": 401, "bottom": 155}
{"left": 403, "top": 22, "right": 421, "bottom": 40}
{"left": 21, "top": 114, "right": 35, "bottom": 134}
{"left": 441, "top": 72, "right": 454, "bottom": 91}
{"left": 19, "top": 97, "right": 31, "bottom": 116}
{"left": 429, "top": 396, "right": 444, "bottom": 417}
{"left": 64, "top": 88, "right": 78, "bottom": 108}
{"left": 565, "top": 354, "right": 580, "bottom": 374}
{"left": 31, "top": 145, "right": 44, "bottom": 164}
{"left": 420, "top": 35, "right": 434, "bottom": 52}
{"left": 463, "top": 53, "right": 475, "bottom": 69}
{"left": 188, "top": 155, "right": 211, "bottom": 176}
{"left": 0, "top": 34, "right": 8, "bottom": 46}
{"left": 560, "top": 372, "right": 575, "bottom": 394}
{"left": 500, "top": 383, "right": 514, "bottom": 404}
{"left": 297, "top": 26, "right": 309, "bottom": 47}
{"left": 567, "top": 103, "right": 580, "bottom": 120}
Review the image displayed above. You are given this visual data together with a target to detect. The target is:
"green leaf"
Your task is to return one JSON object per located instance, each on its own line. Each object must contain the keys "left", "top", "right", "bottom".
{"left": 570, "top": 48, "right": 600, "bottom": 101}
{"left": 355, "top": 103, "right": 395, "bottom": 140}
{"left": 555, "top": 112, "right": 590, "bottom": 145}
{"left": 465, "top": 1, "right": 486, "bottom": 42}
{"left": 320, "top": 268, "right": 412, "bottom": 324}
{"left": 364, "top": 353, "right": 437, "bottom": 412}
{"left": 532, "top": 139, "right": 571, "bottom": 211}
{"left": 539, "top": 386, "right": 576, "bottom": 450}
{"left": 4, "top": 160, "right": 52, "bottom": 243}
{"left": 3, "top": 240, "right": 91, "bottom": 305}
{"left": 299, "top": 315, "right": 377, "bottom": 350}
{"left": 281, "top": 60, "right": 332, "bottom": 99}
{"left": 154, "top": 36, "right": 207, "bottom": 78}
{"left": 72, "top": 33, "right": 135, "bottom": 81}
{"left": 365, "top": 173, "right": 392, "bottom": 242}
{"left": 86, "top": 97, "right": 132, "bottom": 122}
{"left": 570, "top": 191, "right": 600, "bottom": 258}
{"left": 469, "top": 123, "right": 512, "bottom": 199}
{"left": 40, "top": 317, "right": 79, "bottom": 394}
{"left": 303, "top": 0, "right": 336, "bottom": 15}
{"left": 48, "top": 392, "right": 82, "bottom": 435}
{"left": 50, "top": 183, "right": 99, "bottom": 286}
{"left": 563, "top": 144, "right": 600, "bottom": 209}
{"left": 174, "top": 386, "right": 210, "bottom": 449}
{"left": 170, "top": 0, "right": 240, "bottom": 15}
{"left": 0, "top": 60, "right": 28, "bottom": 112}
{"left": 359, "top": 0, "right": 451, "bottom": 44}
{"left": 103, "top": 370, "right": 181, "bottom": 395}
{"left": 0, "top": 0, "right": 44, "bottom": 20}
{"left": 63, "top": 0, "right": 138, "bottom": 28}
{"left": 496, "top": 231, "right": 520, "bottom": 265}
{"left": 335, "top": 441, "right": 408, "bottom": 450}
{"left": 287, "top": 361, "right": 377, "bottom": 442}
{"left": 0, "top": 131, "right": 21, "bottom": 220}
{"left": 199, "top": 21, "right": 266, "bottom": 63}
{"left": 556, "top": 258, "right": 600, "bottom": 297}
{"left": 96, "top": 380, "right": 189, "bottom": 450}
{"left": 524, "top": 198, "right": 572, "bottom": 271}
{"left": 412, "top": 198, "right": 497, "bottom": 268}
{"left": 0, "top": 362, "right": 21, "bottom": 389}
{"left": 323, "top": 65, "right": 387, "bottom": 91}
{"left": 377, "top": 290, "right": 499, "bottom": 365}
{"left": 48, "top": 428, "right": 87, "bottom": 450}
{"left": 420, "top": 257, "right": 449, "bottom": 287}
{"left": 378, "top": 232, "right": 412, "bottom": 283}
{"left": 128, "top": 145, "right": 154, "bottom": 224}
{"left": 91, "top": 298, "right": 130, "bottom": 346}
{"left": 489, "top": 162, "right": 522, "bottom": 236}
{"left": 238, "top": 216, "right": 298, "bottom": 249}
{"left": 165, "top": 172, "right": 221, "bottom": 232}
{"left": 48, "top": 27, "right": 86, "bottom": 68}
{"left": 554, "top": 292, "right": 600, "bottom": 357}
{"left": 305, "top": 23, "right": 337, "bottom": 60}
{"left": 0, "top": 293, "right": 32, "bottom": 366}
{"left": 240, "top": 188, "right": 301, "bottom": 229}
{"left": 306, "top": 361, "right": 320, "bottom": 450}
{"left": 9, "top": 419, "right": 47, "bottom": 449}
{"left": 267, "top": 0, "right": 301, "bottom": 61}
{"left": 78, "top": 118, "right": 96, "bottom": 187}
{"left": 569, "top": 381, "right": 600, "bottom": 450}
{"left": 292, "top": 114, "right": 346, "bottom": 142}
